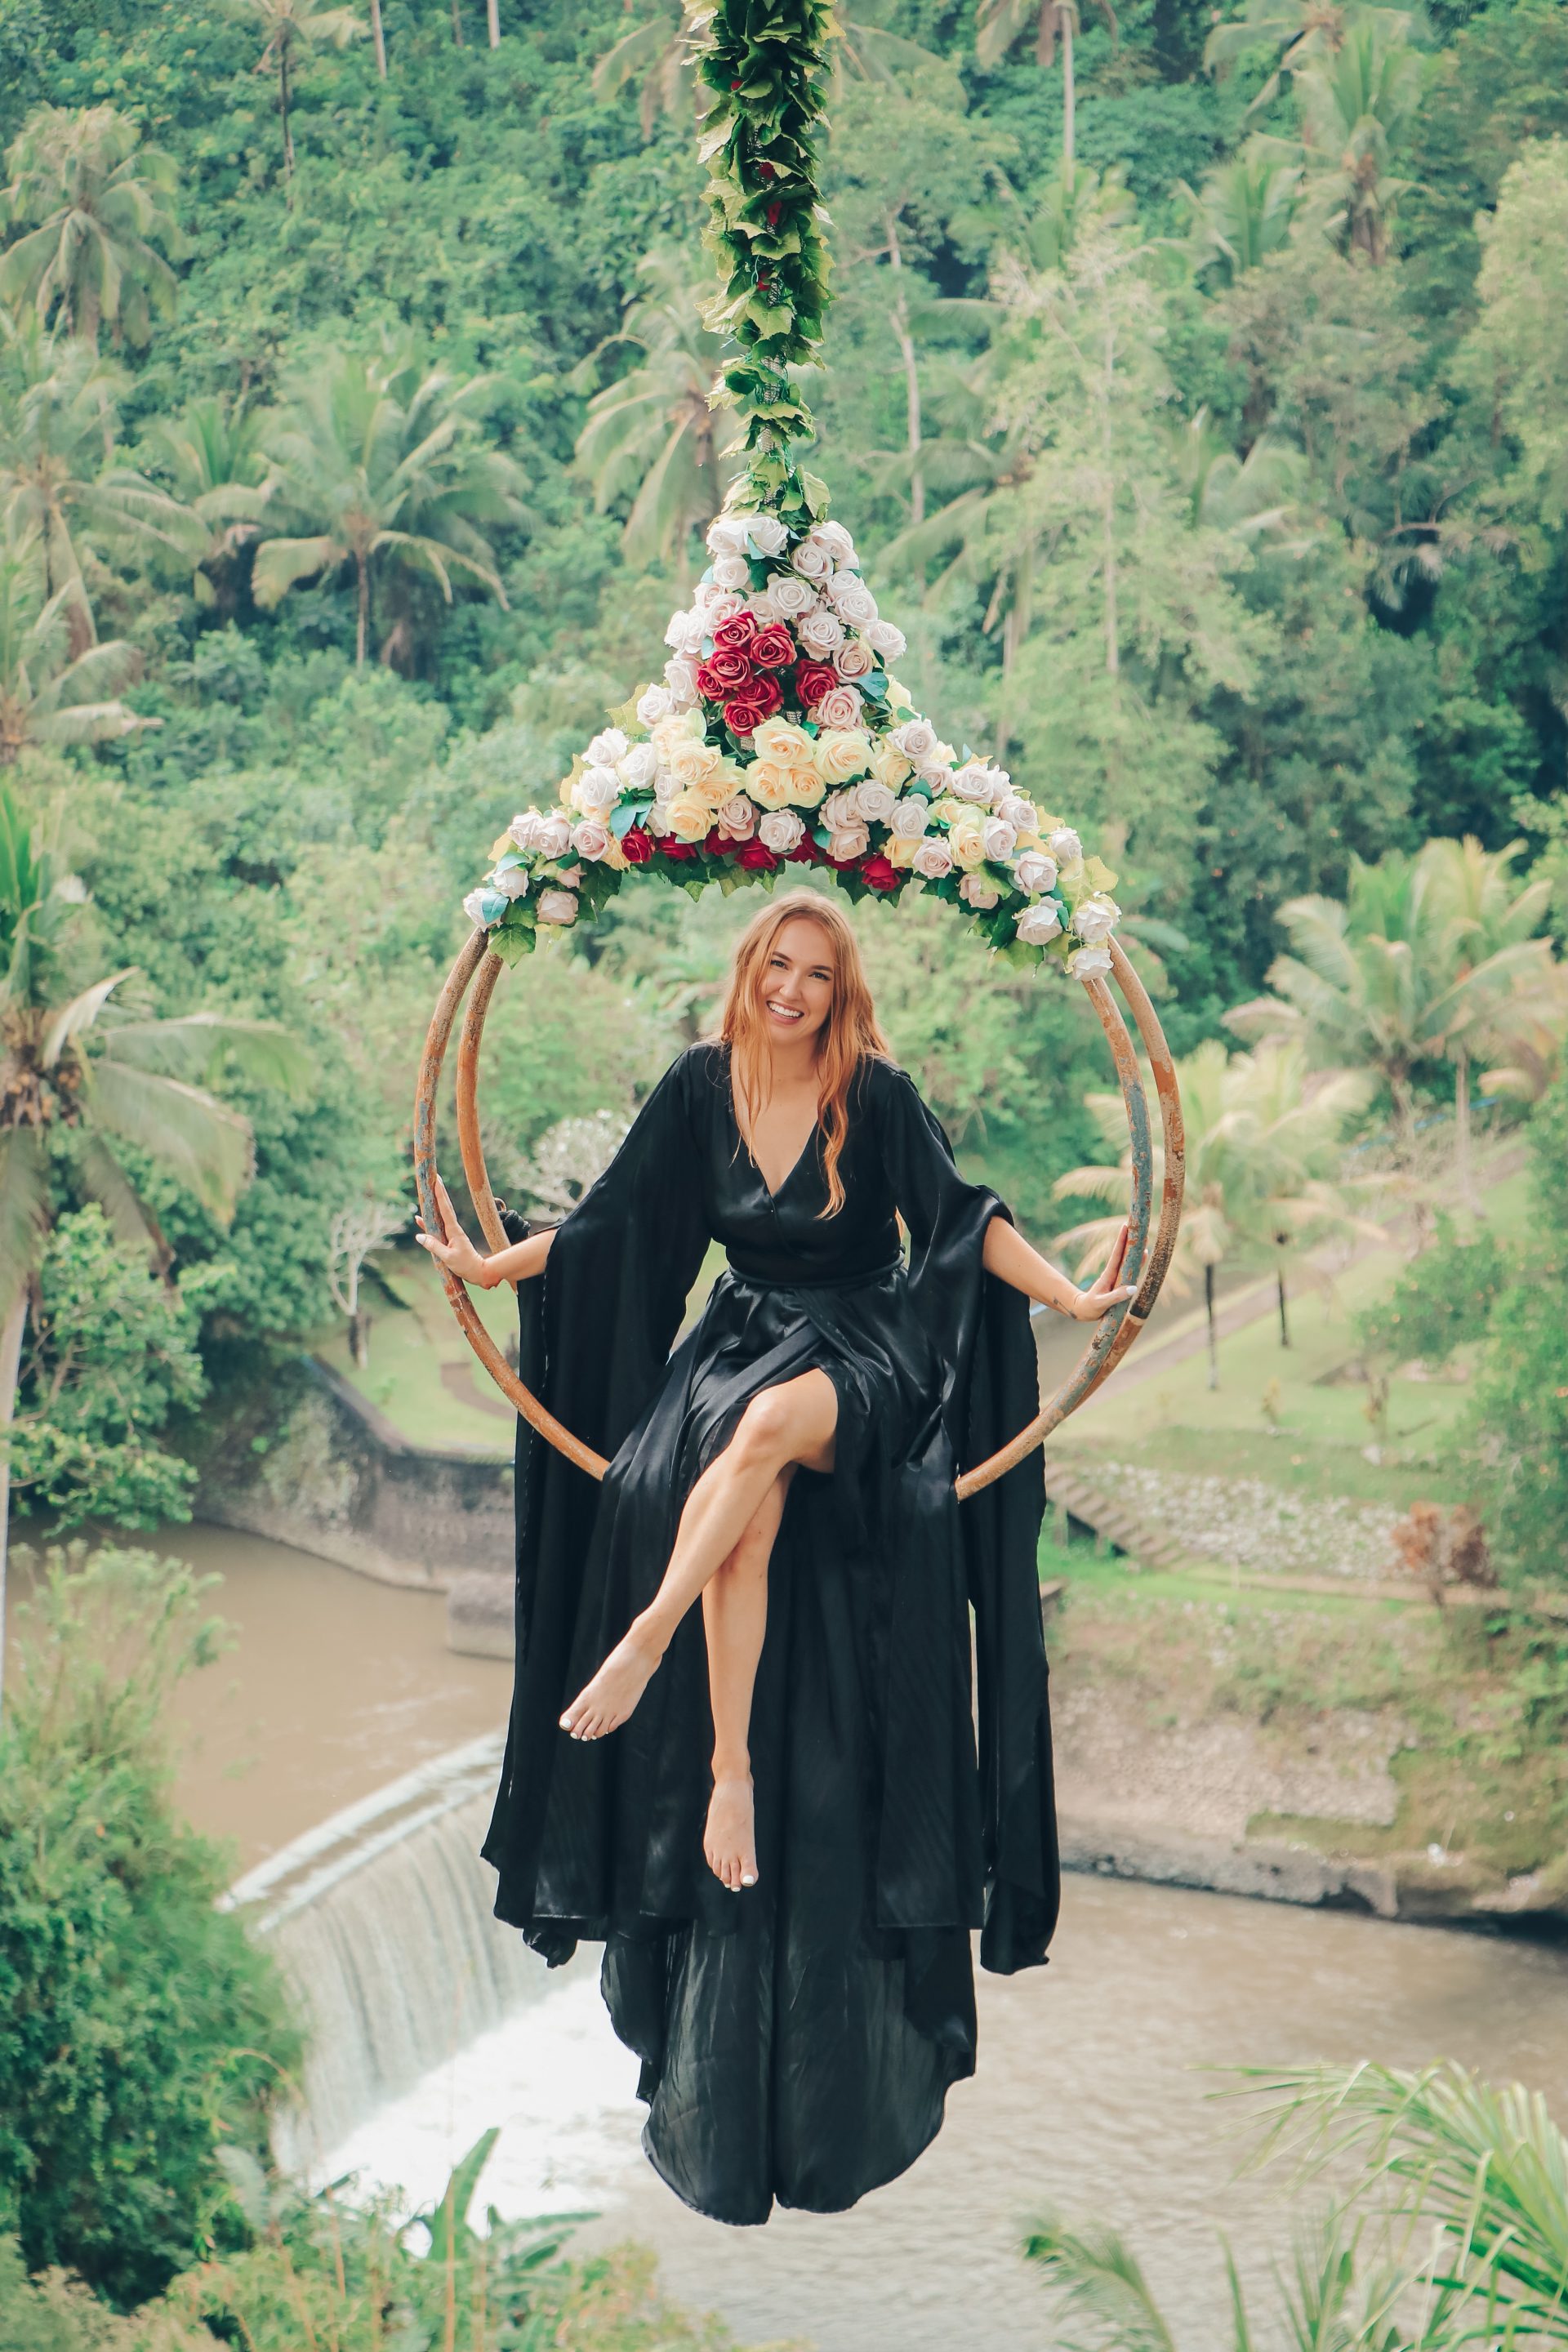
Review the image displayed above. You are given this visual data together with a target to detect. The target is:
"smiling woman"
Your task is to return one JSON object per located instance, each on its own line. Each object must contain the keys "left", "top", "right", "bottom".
{"left": 413, "top": 888, "right": 1142, "bottom": 2230}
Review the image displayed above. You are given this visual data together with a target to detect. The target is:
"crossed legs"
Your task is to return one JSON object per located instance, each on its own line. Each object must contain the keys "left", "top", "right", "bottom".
{"left": 559, "top": 1368, "right": 838, "bottom": 1890}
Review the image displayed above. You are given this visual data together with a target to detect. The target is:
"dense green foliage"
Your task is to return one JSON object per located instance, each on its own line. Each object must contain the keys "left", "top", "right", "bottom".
{"left": 1357, "top": 1211, "right": 1508, "bottom": 1369}
{"left": 0, "top": 1548, "right": 300, "bottom": 2309}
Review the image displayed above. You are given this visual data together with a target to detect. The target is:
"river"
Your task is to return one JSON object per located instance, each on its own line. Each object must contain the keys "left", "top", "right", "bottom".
{"left": 58, "top": 1525, "right": 1568, "bottom": 2352}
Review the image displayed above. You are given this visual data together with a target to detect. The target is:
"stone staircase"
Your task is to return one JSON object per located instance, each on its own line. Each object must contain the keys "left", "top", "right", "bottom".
{"left": 1043, "top": 1451, "right": 1190, "bottom": 1572}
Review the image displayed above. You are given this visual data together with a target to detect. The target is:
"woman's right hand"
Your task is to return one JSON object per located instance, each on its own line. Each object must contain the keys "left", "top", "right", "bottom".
{"left": 415, "top": 1174, "right": 491, "bottom": 1287}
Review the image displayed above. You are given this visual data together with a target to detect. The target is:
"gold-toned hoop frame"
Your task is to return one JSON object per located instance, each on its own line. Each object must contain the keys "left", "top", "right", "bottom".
{"left": 412, "top": 929, "right": 1185, "bottom": 1500}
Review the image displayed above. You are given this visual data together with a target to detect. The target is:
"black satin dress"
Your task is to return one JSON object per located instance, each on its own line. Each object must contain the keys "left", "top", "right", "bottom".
{"left": 481, "top": 1043, "right": 1058, "bottom": 2225}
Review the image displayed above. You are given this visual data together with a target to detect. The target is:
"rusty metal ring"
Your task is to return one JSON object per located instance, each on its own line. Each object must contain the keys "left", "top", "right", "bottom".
{"left": 413, "top": 929, "right": 1184, "bottom": 1499}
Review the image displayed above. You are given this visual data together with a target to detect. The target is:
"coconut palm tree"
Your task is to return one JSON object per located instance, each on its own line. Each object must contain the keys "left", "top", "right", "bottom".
{"left": 141, "top": 394, "right": 270, "bottom": 615}
{"left": 0, "top": 522, "right": 150, "bottom": 766}
{"left": 1054, "top": 1036, "right": 1373, "bottom": 1383}
{"left": 0, "top": 105, "right": 185, "bottom": 351}
{"left": 0, "top": 784, "right": 311, "bottom": 1704}
{"left": 1203, "top": 0, "right": 1414, "bottom": 111}
{"left": 229, "top": 0, "right": 367, "bottom": 180}
{"left": 574, "top": 252, "right": 734, "bottom": 572}
{"left": 1178, "top": 147, "right": 1302, "bottom": 279}
{"left": 1172, "top": 407, "right": 1302, "bottom": 538}
{"left": 252, "top": 341, "right": 527, "bottom": 666}
{"left": 975, "top": 0, "right": 1118, "bottom": 170}
{"left": 1293, "top": 17, "right": 1428, "bottom": 264}
{"left": 0, "top": 314, "right": 197, "bottom": 653}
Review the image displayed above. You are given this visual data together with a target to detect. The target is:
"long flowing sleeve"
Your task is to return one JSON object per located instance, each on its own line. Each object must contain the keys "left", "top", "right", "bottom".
{"left": 482, "top": 1053, "right": 711, "bottom": 1936}
{"left": 871, "top": 1062, "right": 1059, "bottom": 1976}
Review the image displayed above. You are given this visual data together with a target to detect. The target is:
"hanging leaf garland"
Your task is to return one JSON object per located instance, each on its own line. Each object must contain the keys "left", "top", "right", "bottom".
{"left": 690, "top": 0, "right": 835, "bottom": 528}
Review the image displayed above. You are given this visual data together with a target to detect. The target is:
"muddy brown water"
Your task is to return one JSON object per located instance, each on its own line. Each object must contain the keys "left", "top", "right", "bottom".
{"left": 16, "top": 1526, "right": 1567, "bottom": 2351}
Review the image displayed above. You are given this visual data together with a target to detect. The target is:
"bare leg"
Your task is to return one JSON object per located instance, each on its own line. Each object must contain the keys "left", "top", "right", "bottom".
{"left": 702, "top": 1469, "right": 791, "bottom": 1892}
{"left": 560, "top": 1370, "right": 835, "bottom": 1741}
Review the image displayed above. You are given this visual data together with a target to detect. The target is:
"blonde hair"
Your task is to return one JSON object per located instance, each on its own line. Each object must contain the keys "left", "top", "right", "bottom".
{"left": 719, "top": 889, "right": 891, "bottom": 1218}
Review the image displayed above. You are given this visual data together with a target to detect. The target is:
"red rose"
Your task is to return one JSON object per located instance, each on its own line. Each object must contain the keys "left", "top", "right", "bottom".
{"left": 659, "top": 838, "right": 699, "bottom": 861}
{"left": 724, "top": 675, "right": 782, "bottom": 736}
{"left": 621, "top": 826, "right": 654, "bottom": 864}
{"left": 702, "top": 828, "right": 732, "bottom": 855}
{"left": 751, "top": 622, "right": 796, "bottom": 670}
{"left": 795, "top": 660, "right": 837, "bottom": 706}
{"left": 705, "top": 645, "right": 755, "bottom": 693}
{"left": 737, "top": 840, "right": 780, "bottom": 871}
{"left": 712, "top": 612, "right": 759, "bottom": 655}
{"left": 787, "top": 835, "right": 824, "bottom": 864}
{"left": 860, "top": 853, "right": 902, "bottom": 893}
{"left": 695, "top": 662, "right": 728, "bottom": 701}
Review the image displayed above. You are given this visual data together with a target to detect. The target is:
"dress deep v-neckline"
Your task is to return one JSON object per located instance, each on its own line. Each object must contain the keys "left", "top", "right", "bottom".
{"left": 725, "top": 1058, "right": 818, "bottom": 1202}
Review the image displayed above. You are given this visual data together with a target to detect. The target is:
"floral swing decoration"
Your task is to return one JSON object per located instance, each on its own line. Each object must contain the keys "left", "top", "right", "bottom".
{"left": 424, "top": 0, "right": 1183, "bottom": 1499}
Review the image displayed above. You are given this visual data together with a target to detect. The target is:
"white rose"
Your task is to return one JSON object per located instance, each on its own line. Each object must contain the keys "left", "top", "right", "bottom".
{"left": 830, "top": 577, "right": 878, "bottom": 626}
{"left": 494, "top": 865, "right": 529, "bottom": 901}
{"left": 834, "top": 638, "right": 875, "bottom": 680}
{"left": 822, "top": 788, "right": 861, "bottom": 832}
{"left": 891, "top": 717, "right": 938, "bottom": 764}
{"left": 706, "top": 515, "right": 751, "bottom": 556}
{"left": 576, "top": 762, "right": 621, "bottom": 813}
{"left": 664, "top": 609, "right": 696, "bottom": 651}
{"left": 853, "top": 778, "right": 896, "bottom": 824}
{"left": 620, "top": 742, "right": 658, "bottom": 792}
{"left": 644, "top": 800, "right": 675, "bottom": 837}
{"left": 889, "top": 796, "right": 930, "bottom": 841}
{"left": 462, "top": 888, "right": 497, "bottom": 928}
{"left": 982, "top": 817, "right": 1018, "bottom": 862}
{"left": 636, "top": 683, "right": 672, "bottom": 727}
{"left": 797, "top": 608, "right": 845, "bottom": 656}
{"left": 536, "top": 887, "right": 579, "bottom": 926}
{"left": 1070, "top": 942, "right": 1113, "bottom": 977}
{"left": 864, "top": 617, "right": 906, "bottom": 662}
{"left": 915, "top": 761, "right": 955, "bottom": 795}
{"left": 1016, "top": 902, "right": 1063, "bottom": 946}
{"left": 959, "top": 873, "right": 1000, "bottom": 911}
{"left": 747, "top": 589, "right": 781, "bottom": 626}
{"left": 911, "top": 838, "right": 952, "bottom": 881}
{"left": 742, "top": 513, "right": 788, "bottom": 557}
{"left": 1013, "top": 851, "right": 1058, "bottom": 896}
{"left": 815, "top": 520, "right": 855, "bottom": 564}
{"left": 791, "top": 538, "right": 831, "bottom": 579}
{"left": 712, "top": 552, "right": 751, "bottom": 590}
{"left": 664, "top": 655, "right": 700, "bottom": 707}
{"left": 717, "top": 794, "right": 756, "bottom": 839}
{"left": 950, "top": 762, "right": 998, "bottom": 805}
{"left": 998, "top": 793, "right": 1037, "bottom": 833}
{"left": 1073, "top": 895, "right": 1121, "bottom": 944}
{"left": 1049, "top": 826, "right": 1083, "bottom": 865}
{"left": 769, "top": 574, "right": 816, "bottom": 617}
{"left": 759, "top": 808, "right": 805, "bottom": 853}
{"left": 508, "top": 808, "right": 543, "bottom": 850}
{"left": 535, "top": 809, "right": 573, "bottom": 858}
{"left": 571, "top": 817, "right": 613, "bottom": 861}
{"left": 815, "top": 684, "right": 863, "bottom": 729}
{"left": 827, "top": 822, "right": 870, "bottom": 862}
{"left": 696, "top": 582, "right": 746, "bottom": 626}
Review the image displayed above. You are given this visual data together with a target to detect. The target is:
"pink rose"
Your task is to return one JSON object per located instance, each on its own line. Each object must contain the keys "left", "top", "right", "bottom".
{"left": 717, "top": 795, "right": 757, "bottom": 839}
{"left": 814, "top": 684, "right": 863, "bottom": 729}
{"left": 834, "top": 638, "right": 875, "bottom": 680}
{"left": 912, "top": 837, "right": 953, "bottom": 880}
{"left": 758, "top": 809, "right": 805, "bottom": 853}
{"left": 826, "top": 822, "right": 870, "bottom": 862}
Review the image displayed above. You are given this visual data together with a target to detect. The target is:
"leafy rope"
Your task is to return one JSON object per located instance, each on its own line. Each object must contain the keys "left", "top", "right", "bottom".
{"left": 688, "top": 0, "right": 835, "bottom": 529}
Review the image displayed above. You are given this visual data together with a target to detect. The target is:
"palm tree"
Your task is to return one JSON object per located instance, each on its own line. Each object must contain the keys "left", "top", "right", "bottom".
{"left": 141, "top": 394, "right": 270, "bottom": 615}
{"left": 1054, "top": 1036, "right": 1372, "bottom": 1383}
{"left": 1203, "top": 0, "right": 1414, "bottom": 111}
{"left": 0, "top": 313, "right": 197, "bottom": 654}
{"left": 1177, "top": 147, "right": 1302, "bottom": 279}
{"left": 252, "top": 342, "right": 527, "bottom": 666}
{"left": 1172, "top": 407, "right": 1301, "bottom": 538}
{"left": 1293, "top": 17, "right": 1428, "bottom": 264}
{"left": 592, "top": 2, "right": 934, "bottom": 136}
{"left": 0, "top": 105, "right": 184, "bottom": 350}
{"left": 0, "top": 521, "right": 151, "bottom": 766}
{"left": 0, "top": 785, "right": 311, "bottom": 1704}
{"left": 574, "top": 252, "right": 733, "bottom": 572}
{"left": 975, "top": 0, "right": 1118, "bottom": 171}
{"left": 229, "top": 0, "right": 367, "bottom": 180}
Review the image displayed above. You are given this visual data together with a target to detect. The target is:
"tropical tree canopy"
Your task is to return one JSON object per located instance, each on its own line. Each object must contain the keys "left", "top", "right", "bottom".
{"left": 0, "top": 105, "right": 184, "bottom": 350}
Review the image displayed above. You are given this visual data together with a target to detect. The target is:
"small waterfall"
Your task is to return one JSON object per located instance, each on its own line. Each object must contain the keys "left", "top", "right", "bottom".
{"left": 227, "top": 1734, "right": 550, "bottom": 2164}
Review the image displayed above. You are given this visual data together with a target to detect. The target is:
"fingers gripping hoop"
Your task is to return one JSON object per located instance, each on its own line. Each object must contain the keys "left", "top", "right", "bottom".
{"left": 412, "top": 933, "right": 1185, "bottom": 1501}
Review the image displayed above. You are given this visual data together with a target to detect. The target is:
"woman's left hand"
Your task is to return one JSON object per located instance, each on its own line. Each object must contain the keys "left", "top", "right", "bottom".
{"left": 1068, "top": 1222, "right": 1136, "bottom": 1321}
{"left": 415, "top": 1174, "right": 490, "bottom": 1286}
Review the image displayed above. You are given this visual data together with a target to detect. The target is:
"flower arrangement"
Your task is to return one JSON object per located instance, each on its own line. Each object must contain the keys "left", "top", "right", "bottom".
{"left": 463, "top": 510, "right": 1121, "bottom": 975}
{"left": 460, "top": 2, "right": 1121, "bottom": 978}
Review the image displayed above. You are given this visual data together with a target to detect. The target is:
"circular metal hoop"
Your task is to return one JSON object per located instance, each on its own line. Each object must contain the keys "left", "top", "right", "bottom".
{"left": 412, "top": 929, "right": 1185, "bottom": 1500}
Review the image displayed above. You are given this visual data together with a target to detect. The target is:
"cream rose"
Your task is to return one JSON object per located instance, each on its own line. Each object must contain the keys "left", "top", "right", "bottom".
{"left": 797, "top": 608, "right": 845, "bottom": 657}
{"left": 1048, "top": 826, "right": 1084, "bottom": 865}
{"left": 716, "top": 794, "right": 756, "bottom": 839}
{"left": 534, "top": 809, "right": 573, "bottom": 858}
{"left": 635, "top": 683, "right": 672, "bottom": 728}
{"left": 982, "top": 817, "right": 1018, "bottom": 863}
{"left": 752, "top": 715, "right": 815, "bottom": 766}
{"left": 759, "top": 808, "right": 805, "bottom": 853}
{"left": 1016, "top": 903, "right": 1063, "bottom": 947}
{"left": 665, "top": 791, "right": 713, "bottom": 842}
{"left": 911, "top": 837, "right": 953, "bottom": 881}
{"left": 768, "top": 573, "right": 816, "bottom": 618}
{"left": 536, "top": 887, "right": 579, "bottom": 926}
{"left": 827, "top": 822, "right": 870, "bottom": 862}
{"left": 833, "top": 638, "right": 875, "bottom": 680}
{"left": 493, "top": 864, "right": 529, "bottom": 900}
{"left": 1013, "top": 851, "right": 1058, "bottom": 896}
{"left": 948, "top": 821, "right": 988, "bottom": 870}
{"left": 665, "top": 735, "right": 722, "bottom": 792}
{"left": 787, "top": 767, "right": 826, "bottom": 808}
{"left": 1069, "top": 942, "right": 1113, "bottom": 977}
{"left": 575, "top": 762, "right": 620, "bottom": 813}
{"left": 815, "top": 684, "right": 863, "bottom": 730}
{"left": 712, "top": 552, "right": 751, "bottom": 590}
{"left": 889, "top": 796, "right": 930, "bottom": 841}
{"left": 864, "top": 617, "right": 906, "bottom": 662}
{"left": 791, "top": 537, "right": 831, "bottom": 579}
{"left": 813, "top": 727, "right": 872, "bottom": 786}
{"left": 853, "top": 777, "right": 896, "bottom": 824}
{"left": 822, "top": 788, "right": 860, "bottom": 832}
{"left": 619, "top": 742, "right": 658, "bottom": 793}
{"left": 571, "top": 817, "right": 613, "bottom": 861}
{"left": 830, "top": 577, "right": 878, "bottom": 627}
{"left": 959, "top": 873, "right": 1000, "bottom": 911}
{"left": 745, "top": 761, "right": 799, "bottom": 811}
{"left": 890, "top": 716, "right": 938, "bottom": 764}
{"left": 1072, "top": 895, "right": 1121, "bottom": 944}
{"left": 868, "top": 740, "right": 913, "bottom": 791}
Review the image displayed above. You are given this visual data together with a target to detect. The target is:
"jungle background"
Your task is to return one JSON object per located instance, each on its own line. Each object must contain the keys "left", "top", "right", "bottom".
{"left": 10, "top": 0, "right": 1568, "bottom": 2343}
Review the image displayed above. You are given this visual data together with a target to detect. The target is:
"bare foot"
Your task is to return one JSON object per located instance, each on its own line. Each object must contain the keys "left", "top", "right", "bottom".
{"left": 704, "top": 1771, "right": 758, "bottom": 1893}
{"left": 559, "top": 1624, "right": 664, "bottom": 1740}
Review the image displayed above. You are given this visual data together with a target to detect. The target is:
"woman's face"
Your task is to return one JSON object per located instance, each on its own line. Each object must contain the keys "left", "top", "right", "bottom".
{"left": 758, "top": 915, "right": 836, "bottom": 1050}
